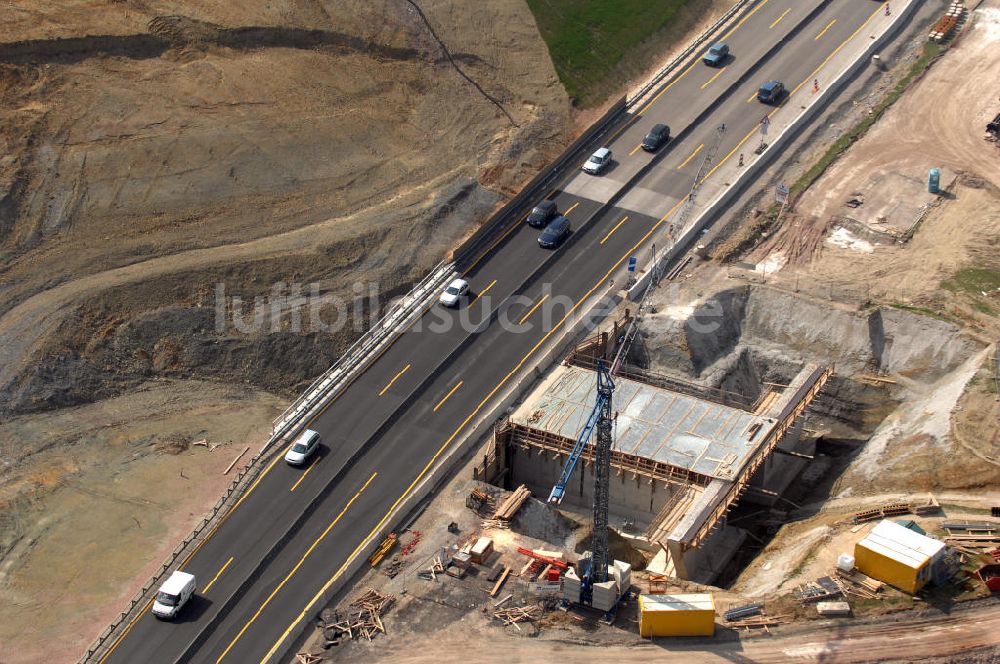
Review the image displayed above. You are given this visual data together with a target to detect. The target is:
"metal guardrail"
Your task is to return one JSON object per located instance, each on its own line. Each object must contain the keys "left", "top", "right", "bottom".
{"left": 81, "top": 3, "right": 772, "bottom": 660}
{"left": 79, "top": 260, "right": 453, "bottom": 664}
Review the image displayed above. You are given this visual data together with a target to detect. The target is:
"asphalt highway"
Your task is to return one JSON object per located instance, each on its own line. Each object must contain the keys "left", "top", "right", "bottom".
{"left": 98, "top": 1, "right": 892, "bottom": 662}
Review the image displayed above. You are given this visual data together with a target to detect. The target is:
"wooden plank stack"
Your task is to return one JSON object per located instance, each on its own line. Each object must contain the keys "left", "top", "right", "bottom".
{"left": 321, "top": 588, "right": 395, "bottom": 644}
{"left": 493, "top": 484, "right": 532, "bottom": 522}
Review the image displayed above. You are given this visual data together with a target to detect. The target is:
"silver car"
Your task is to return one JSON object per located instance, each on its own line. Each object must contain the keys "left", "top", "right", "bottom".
{"left": 285, "top": 429, "right": 321, "bottom": 466}
{"left": 582, "top": 147, "right": 612, "bottom": 175}
{"left": 439, "top": 278, "right": 469, "bottom": 307}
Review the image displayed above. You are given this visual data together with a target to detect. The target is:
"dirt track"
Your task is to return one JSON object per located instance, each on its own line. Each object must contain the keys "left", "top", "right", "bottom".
{"left": 347, "top": 600, "right": 1000, "bottom": 663}
{"left": 798, "top": 4, "right": 1000, "bottom": 221}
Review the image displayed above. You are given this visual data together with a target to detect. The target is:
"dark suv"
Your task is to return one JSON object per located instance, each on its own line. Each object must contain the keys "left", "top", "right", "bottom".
{"left": 641, "top": 124, "right": 671, "bottom": 152}
{"left": 757, "top": 80, "right": 785, "bottom": 104}
{"left": 526, "top": 200, "right": 558, "bottom": 228}
{"left": 538, "top": 216, "right": 570, "bottom": 248}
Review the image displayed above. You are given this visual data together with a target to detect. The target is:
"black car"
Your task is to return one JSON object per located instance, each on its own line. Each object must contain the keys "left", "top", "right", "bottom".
{"left": 538, "top": 216, "right": 570, "bottom": 248}
{"left": 526, "top": 200, "right": 558, "bottom": 228}
{"left": 641, "top": 123, "right": 671, "bottom": 152}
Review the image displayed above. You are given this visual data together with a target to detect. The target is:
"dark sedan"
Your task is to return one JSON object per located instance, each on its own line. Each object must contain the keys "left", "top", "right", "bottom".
{"left": 526, "top": 200, "right": 558, "bottom": 228}
{"left": 538, "top": 216, "right": 570, "bottom": 248}
{"left": 641, "top": 123, "right": 671, "bottom": 152}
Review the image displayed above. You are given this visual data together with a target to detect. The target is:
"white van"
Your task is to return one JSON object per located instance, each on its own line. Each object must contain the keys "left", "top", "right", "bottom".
{"left": 152, "top": 570, "right": 196, "bottom": 619}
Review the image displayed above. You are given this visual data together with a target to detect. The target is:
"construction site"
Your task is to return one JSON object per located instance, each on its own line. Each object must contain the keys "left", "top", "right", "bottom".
{"left": 2, "top": 0, "right": 1000, "bottom": 662}
{"left": 288, "top": 2, "right": 1000, "bottom": 661}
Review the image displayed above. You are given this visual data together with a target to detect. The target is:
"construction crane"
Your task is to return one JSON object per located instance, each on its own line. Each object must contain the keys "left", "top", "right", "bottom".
{"left": 547, "top": 359, "right": 615, "bottom": 602}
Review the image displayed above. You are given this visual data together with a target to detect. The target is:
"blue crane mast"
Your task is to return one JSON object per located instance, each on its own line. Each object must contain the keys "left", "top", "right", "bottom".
{"left": 547, "top": 359, "right": 615, "bottom": 598}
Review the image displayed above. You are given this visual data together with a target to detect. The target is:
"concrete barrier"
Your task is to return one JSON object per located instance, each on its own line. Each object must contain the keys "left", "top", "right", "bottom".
{"left": 628, "top": 0, "right": 921, "bottom": 299}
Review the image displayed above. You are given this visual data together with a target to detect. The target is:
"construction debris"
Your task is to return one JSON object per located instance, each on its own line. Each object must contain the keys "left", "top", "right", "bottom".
{"left": 417, "top": 556, "right": 446, "bottom": 581}
{"left": 369, "top": 533, "right": 398, "bottom": 567}
{"left": 942, "top": 521, "right": 998, "bottom": 535}
{"left": 493, "top": 484, "right": 532, "bottom": 522}
{"left": 647, "top": 574, "right": 670, "bottom": 594}
{"left": 493, "top": 605, "right": 540, "bottom": 627}
{"left": 470, "top": 537, "right": 494, "bottom": 564}
{"left": 724, "top": 603, "right": 764, "bottom": 621}
{"left": 295, "top": 653, "right": 324, "bottom": 664}
{"left": 223, "top": 446, "right": 250, "bottom": 475}
{"left": 727, "top": 613, "right": 790, "bottom": 632}
{"left": 914, "top": 494, "right": 941, "bottom": 516}
{"left": 322, "top": 589, "right": 395, "bottom": 645}
{"left": 795, "top": 576, "right": 842, "bottom": 603}
{"left": 381, "top": 559, "right": 405, "bottom": 579}
{"left": 399, "top": 530, "right": 422, "bottom": 556}
{"left": 490, "top": 565, "right": 511, "bottom": 597}
{"left": 851, "top": 502, "right": 911, "bottom": 524}
{"left": 816, "top": 601, "right": 852, "bottom": 617}
{"left": 835, "top": 568, "right": 884, "bottom": 599}
{"left": 466, "top": 488, "right": 494, "bottom": 514}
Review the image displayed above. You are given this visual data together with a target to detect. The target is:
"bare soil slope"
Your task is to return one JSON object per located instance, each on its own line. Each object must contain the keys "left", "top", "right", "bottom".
{"left": 0, "top": 2, "right": 570, "bottom": 661}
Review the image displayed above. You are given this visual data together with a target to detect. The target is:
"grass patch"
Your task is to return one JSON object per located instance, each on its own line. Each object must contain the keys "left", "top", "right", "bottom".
{"left": 790, "top": 42, "right": 946, "bottom": 197}
{"left": 886, "top": 302, "right": 955, "bottom": 324}
{"left": 941, "top": 267, "right": 1000, "bottom": 296}
{"left": 526, "top": 0, "right": 702, "bottom": 106}
{"left": 941, "top": 268, "right": 1000, "bottom": 317}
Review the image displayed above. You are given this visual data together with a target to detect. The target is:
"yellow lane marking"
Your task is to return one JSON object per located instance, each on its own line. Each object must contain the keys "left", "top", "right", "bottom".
{"left": 263, "top": 194, "right": 690, "bottom": 664}
{"left": 217, "top": 472, "right": 377, "bottom": 664}
{"left": 109, "top": 7, "right": 890, "bottom": 660}
{"left": 700, "top": 66, "right": 726, "bottom": 90}
{"left": 378, "top": 364, "right": 411, "bottom": 397}
{"left": 289, "top": 457, "right": 320, "bottom": 493}
{"left": 677, "top": 144, "right": 704, "bottom": 171}
{"left": 517, "top": 294, "right": 549, "bottom": 326}
{"left": 600, "top": 216, "right": 630, "bottom": 245}
{"left": 628, "top": 142, "right": 644, "bottom": 156}
{"left": 469, "top": 279, "right": 496, "bottom": 307}
{"left": 636, "top": 60, "right": 697, "bottom": 117}
{"left": 747, "top": 91, "right": 758, "bottom": 103}
{"left": 792, "top": 4, "right": 882, "bottom": 97}
{"left": 815, "top": 19, "right": 836, "bottom": 40}
{"left": 708, "top": 3, "right": 885, "bottom": 184}
{"left": 433, "top": 381, "right": 464, "bottom": 412}
{"left": 563, "top": 201, "right": 580, "bottom": 215}
{"left": 770, "top": 8, "right": 791, "bottom": 29}
{"left": 203, "top": 557, "right": 234, "bottom": 594}
{"left": 720, "top": 0, "right": 770, "bottom": 40}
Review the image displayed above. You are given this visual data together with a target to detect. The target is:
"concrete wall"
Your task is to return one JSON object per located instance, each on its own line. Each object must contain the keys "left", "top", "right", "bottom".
{"left": 508, "top": 443, "right": 680, "bottom": 525}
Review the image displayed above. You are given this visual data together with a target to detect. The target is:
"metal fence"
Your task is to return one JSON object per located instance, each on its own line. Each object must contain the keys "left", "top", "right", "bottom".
{"left": 79, "top": 260, "right": 453, "bottom": 663}
{"left": 80, "top": 2, "right": 772, "bottom": 659}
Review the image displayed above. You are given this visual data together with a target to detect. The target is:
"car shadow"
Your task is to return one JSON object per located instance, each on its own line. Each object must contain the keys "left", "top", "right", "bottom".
{"left": 169, "top": 594, "right": 213, "bottom": 623}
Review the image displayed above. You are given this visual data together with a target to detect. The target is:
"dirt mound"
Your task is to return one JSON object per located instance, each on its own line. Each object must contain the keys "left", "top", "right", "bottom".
{"left": 0, "top": 1, "right": 571, "bottom": 417}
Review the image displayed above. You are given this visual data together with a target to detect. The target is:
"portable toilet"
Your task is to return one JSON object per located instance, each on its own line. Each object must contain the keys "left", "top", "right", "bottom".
{"left": 928, "top": 168, "right": 940, "bottom": 194}
{"left": 638, "top": 593, "right": 715, "bottom": 637}
{"left": 855, "top": 520, "right": 945, "bottom": 594}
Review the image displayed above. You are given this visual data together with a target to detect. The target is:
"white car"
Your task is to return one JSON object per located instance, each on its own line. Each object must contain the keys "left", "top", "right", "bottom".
{"left": 582, "top": 147, "right": 612, "bottom": 175}
{"left": 439, "top": 278, "right": 469, "bottom": 307}
{"left": 285, "top": 429, "right": 321, "bottom": 466}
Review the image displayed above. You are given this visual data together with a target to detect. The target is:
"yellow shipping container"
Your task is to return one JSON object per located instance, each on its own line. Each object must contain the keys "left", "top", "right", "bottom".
{"left": 854, "top": 520, "right": 944, "bottom": 594}
{"left": 638, "top": 593, "right": 715, "bottom": 637}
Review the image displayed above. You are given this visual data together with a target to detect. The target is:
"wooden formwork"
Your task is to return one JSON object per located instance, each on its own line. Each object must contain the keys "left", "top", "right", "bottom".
{"left": 684, "top": 365, "right": 833, "bottom": 549}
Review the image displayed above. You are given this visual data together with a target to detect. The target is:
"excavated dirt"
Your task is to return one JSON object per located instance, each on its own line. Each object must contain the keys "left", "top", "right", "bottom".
{"left": 0, "top": 1, "right": 572, "bottom": 661}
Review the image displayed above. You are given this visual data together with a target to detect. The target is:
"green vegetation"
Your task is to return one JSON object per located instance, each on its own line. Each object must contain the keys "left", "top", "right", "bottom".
{"left": 886, "top": 302, "right": 955, "bottom": 324}
{"left": 941, "top": 267, "right": 1000, "bottom": 296}
{"left": 790, "top": 42, "right": 946, "bottom": 196}
{"left": 526, "top": 0, "right": 701, "bottom": 107}
{"left": 942, "top": 267, "right": 1000, "bottom": 316}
